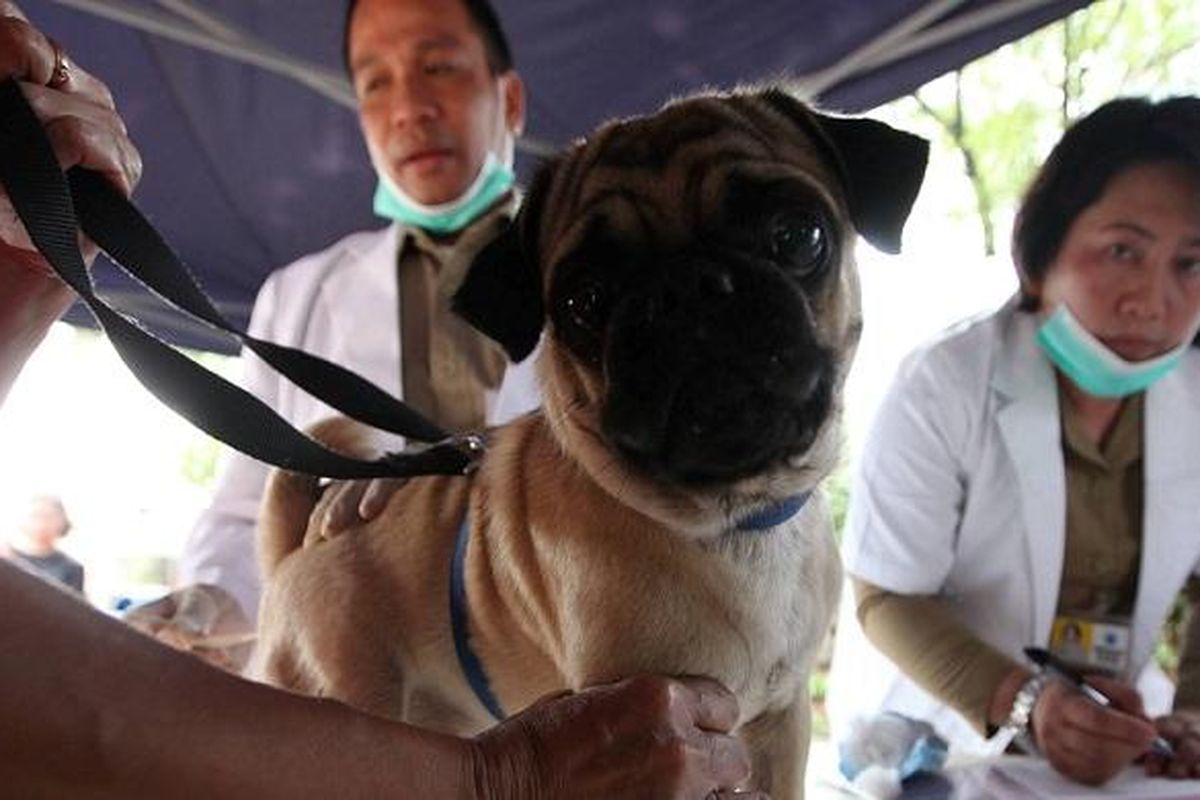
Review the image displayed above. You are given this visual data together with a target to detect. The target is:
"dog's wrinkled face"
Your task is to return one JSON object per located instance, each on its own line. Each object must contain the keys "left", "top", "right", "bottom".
{"left": 456, "top": 89, "right": 927, "bottom": 493}
{"left": 552, "top": 144, "right": 846, "bottom": 485}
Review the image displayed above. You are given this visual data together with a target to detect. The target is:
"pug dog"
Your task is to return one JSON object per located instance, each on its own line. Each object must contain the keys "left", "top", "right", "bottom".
{"left": 251, "top": 87, "right": 927, "bottom": 798}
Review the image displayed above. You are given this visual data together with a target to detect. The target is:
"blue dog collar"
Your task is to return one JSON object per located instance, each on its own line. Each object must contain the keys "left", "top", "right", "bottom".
{"left": 450, "top": 513, "right": 505, "bottom": 720}
{"left": 735, "top": 492, "right": 811, "bottom": 532}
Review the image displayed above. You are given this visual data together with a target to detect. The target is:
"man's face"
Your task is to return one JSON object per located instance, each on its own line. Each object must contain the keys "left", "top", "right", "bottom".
{"left": 348, "top": 0, "right": 525, "bottom": 205}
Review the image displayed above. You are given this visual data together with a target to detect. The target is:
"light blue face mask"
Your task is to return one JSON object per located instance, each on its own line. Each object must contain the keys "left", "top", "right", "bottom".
{"left": 373, "top": 152, "right": 515, "bottom": 234}
{"left": 1036, "top": 304, "right": 1196, "bottom": 397}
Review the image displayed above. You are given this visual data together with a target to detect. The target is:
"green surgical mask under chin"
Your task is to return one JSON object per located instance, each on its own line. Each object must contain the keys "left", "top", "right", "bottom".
{"left": 1035, "top": 304, "right": 1194, "bottom": 398}
{"left": 373, "top": 153, "right": 514, "bottom": 234}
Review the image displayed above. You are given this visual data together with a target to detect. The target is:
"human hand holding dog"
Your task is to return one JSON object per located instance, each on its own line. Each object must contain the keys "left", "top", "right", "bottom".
{"left": 471, "top": 675, "right": 764, "bottom": 799}
{"left": 1030, "top": 674, "right": 1157, "bottom": 785}
{"left": 123, "top": 583, "right": 255, "bottom": 673}
{"left": 316, "top": 476, "right": 408, "bottom": 539}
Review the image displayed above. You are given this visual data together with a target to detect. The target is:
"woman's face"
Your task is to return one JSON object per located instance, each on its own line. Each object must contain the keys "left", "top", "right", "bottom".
{"left": 1035, "top": 161, "right": 1200, "bottom": 361}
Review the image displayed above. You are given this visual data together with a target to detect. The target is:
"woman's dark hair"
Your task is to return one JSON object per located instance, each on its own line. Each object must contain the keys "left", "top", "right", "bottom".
{"left": 1012, "top": 96, "right": 1200, "bottom": 308}
{"left": 343, "top": 0, "right": 514, "bottom": 76}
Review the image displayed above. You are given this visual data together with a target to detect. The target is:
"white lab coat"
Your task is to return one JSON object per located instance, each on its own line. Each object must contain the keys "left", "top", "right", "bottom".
{"left": 827, "top": 298, "right": 1200, "bottom": 753}
{"left": 178, "top": 224, "right": 540, "bottom": 618}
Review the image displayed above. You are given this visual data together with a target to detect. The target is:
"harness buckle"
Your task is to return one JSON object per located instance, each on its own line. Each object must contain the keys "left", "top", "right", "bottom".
{"left": 447, "top": 432, "right": 488, "bottom": 474}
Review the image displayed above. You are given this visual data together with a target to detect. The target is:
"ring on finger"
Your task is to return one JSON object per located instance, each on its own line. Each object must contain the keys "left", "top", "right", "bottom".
{"left": 46, "top": 36, "right": 71, "bottom": 89}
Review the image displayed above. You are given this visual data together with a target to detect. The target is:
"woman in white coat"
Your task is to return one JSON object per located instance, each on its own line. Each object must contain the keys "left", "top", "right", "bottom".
{"left": 827, "top": 96, "right": 1200, "bottom": 785}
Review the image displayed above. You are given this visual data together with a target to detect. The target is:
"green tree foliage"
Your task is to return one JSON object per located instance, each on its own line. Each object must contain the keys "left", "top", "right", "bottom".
{"left": 884, "top": 0, "right": 1200, "bottom": 256}
{"left": 180, "top": 436, "right": 222, "bottom": 488}
{"left": 826, "top": 465, "right": 850, "bottom": 543}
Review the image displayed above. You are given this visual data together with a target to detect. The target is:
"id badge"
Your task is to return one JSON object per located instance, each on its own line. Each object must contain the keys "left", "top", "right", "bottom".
{"left": 1050, "top": 615, "right": 1130, "bottom": 675}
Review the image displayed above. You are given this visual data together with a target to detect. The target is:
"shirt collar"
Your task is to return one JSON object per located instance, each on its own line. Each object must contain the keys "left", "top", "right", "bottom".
{"left": 397, "top": 191, "right": 518, "bottom": 263}
{"left": 1060, "top": 388, "right": 1143, "bottom": 471}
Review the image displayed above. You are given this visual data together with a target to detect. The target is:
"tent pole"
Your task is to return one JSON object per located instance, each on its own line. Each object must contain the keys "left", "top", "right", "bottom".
{"left": 791, "top": 0, "right": 960, "bottom": 97}
{"left": 792, "top": 0, "right": 1079, "bottom": 100}
{"left": 47, "top": 0, "right": 356, "bottom": 107}
{"left": 151, "top": 0, "right": 255, "bottom": 46}
{"left": 855, "top": 0, "right": 1084, "bottom": 77}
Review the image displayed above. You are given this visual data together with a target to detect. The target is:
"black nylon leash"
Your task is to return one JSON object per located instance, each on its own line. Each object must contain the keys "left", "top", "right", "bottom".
{"left": 0, "top": 77, "right": 481, "bottom": 479}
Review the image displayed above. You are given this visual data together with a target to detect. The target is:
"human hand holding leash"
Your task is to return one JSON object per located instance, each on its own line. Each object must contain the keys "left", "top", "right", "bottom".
{"left": 0, "top": 1, "right": 141, "bottom": 268}
{"left": 0, "top": 1, "right": 142, "bottom": 403}
{"left": 471, "top": 675, "right": 764, "bottom": 799}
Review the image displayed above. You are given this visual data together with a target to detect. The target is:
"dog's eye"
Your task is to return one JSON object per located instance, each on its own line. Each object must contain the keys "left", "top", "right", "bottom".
{"left": 768, "top": 212, "right": 829, "bottom": 278}
{"left": 565, "top": 279, "right": 610, "bottom": 333}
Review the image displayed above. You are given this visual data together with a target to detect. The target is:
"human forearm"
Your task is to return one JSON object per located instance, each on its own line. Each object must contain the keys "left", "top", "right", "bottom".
{"left": 0, "top": 247, "right": 74, "bottom": 404}
{"left": 0, "top": 562, "right": 476, "bottom": 799}
{"left": 852, "top": 576, "right": 1022, "bottom": 733}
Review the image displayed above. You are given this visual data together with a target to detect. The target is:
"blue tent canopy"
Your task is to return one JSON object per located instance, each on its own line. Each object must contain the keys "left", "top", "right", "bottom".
{"left": 25, "top": 0, "right": 1091, "bottom": 353}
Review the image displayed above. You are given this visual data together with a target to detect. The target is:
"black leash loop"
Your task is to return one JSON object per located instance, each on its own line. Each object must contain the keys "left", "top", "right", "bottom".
{"left": 0, "top": 78, "right": 479, "bottom": 479}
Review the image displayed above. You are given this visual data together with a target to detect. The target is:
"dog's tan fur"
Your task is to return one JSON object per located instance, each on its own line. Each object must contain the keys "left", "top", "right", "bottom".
{"left": 251, "top": 91, "right": 925, "bottom": 798}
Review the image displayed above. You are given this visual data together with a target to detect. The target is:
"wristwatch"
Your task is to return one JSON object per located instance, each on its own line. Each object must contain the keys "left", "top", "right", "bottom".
{"left": 1003, "top": 671, "right": 1050, "bottom": 749}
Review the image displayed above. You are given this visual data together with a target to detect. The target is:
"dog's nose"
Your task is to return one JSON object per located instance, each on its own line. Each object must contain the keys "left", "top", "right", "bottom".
{"left": 701, "top": 269, "right": 735, "bottom": 298}
{"left": 607, "top": 413, "right": 664, "bottom": 463}
{"left": 793, "top": 361, "right": 824, "bottom": 404}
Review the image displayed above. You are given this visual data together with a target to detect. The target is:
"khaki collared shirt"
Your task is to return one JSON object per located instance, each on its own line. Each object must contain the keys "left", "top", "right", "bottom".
{"left": 1057, "top": 392, "right": 1143, "bottom": 619}
{"left": 854, "top": 390, "right": 1200, "bottom": 732}
{"left": 396, "top": 198, "right": 514, "bottom": 432}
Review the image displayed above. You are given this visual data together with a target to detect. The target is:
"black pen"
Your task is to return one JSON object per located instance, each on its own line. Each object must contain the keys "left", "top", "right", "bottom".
{"left": 1024, "top": 646, "right": 1176, "bottom": 759}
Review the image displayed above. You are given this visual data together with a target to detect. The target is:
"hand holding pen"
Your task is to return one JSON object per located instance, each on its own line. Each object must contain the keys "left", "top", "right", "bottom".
{"left": 1025, "top": 647, "right": 1175, "bottom": 759}
{"left": 1022, "top": 646, "right": 1171, "bottom": 785}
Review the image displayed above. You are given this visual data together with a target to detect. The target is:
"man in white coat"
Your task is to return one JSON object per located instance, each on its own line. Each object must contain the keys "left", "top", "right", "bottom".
{"left": 128, "top": 0, "right": 540, "bottom": 662}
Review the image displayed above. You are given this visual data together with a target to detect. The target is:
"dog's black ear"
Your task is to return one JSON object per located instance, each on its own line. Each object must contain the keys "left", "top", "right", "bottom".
{"left": 453, "top": 219, "right": 542, "bottom": 361}
{"left": 453, "top": 159, "right": 558, "bottom": 362}
{"left": 760, "top": 89, "right": 929, "bottom": 254}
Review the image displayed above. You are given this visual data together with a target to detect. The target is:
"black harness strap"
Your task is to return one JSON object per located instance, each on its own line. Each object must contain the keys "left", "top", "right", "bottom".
{"left": 0, "top": 78, "right": 479, "bottom": 479}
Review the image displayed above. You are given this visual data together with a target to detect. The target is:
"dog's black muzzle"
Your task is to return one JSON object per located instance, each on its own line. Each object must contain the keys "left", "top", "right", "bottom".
{"left": 600, "top": 250, "right": 834, "bottom": 486}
